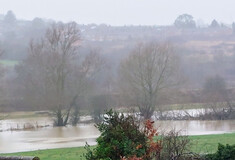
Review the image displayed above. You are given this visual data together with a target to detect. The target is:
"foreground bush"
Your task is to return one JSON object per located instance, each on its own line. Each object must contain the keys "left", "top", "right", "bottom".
{"left": 85, "top": 110, "right": 161, "bottom": 160}
{"left": 160, "top": 130, "right": 191, "bottom": 160}
{"left": 205, "top": 143, "right": 235, "bottom": 160}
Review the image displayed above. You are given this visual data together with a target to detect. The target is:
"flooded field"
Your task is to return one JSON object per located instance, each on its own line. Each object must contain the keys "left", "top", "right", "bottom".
{"left": 0, "top": 123, "right": 99, "bottom": 153}
{"left": 0, "top": 114, "right": 234, "bottom": 153}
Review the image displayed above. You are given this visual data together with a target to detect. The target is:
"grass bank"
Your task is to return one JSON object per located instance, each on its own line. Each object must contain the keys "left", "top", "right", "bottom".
{"left": 190, "top": 133, "right": 235, "bottom": 153}
{"left": 0, "top": 59, "right": 19, "bottom": 67}
{"left": 2, "top": 133, "right": 235, "bottom": 160}
{"left": 0, "top": 111, "right": 49, "bottom": 119}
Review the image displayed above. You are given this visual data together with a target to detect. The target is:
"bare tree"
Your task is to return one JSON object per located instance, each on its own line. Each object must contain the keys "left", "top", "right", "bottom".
{"left": 203, "top": 75, "right": 234, "bottom": 119}
{"left": 119, "top": 42, "right": 180, "bottom": 119}
{"left": 69, "top": 49, "right": 106, "bottom": 125}
{"left": 16, "top": 22, "right": 104, "bottom": 126}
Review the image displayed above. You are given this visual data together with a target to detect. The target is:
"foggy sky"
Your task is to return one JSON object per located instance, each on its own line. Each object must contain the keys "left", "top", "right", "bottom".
{"left": 0, "top": 0, "right": 234, "bottom": 26}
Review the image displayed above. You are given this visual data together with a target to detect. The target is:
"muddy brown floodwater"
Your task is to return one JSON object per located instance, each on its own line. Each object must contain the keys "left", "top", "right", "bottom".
{"left": 0, "top": 115, "right": 234, "bottom": 153}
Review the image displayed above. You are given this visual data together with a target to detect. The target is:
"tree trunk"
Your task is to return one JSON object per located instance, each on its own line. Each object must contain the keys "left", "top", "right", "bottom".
{"left": 72, "top": 104, "right": 79, "bottom": 125}
{"left": 140, "top": 105, "right": 154, "bottom": 119}
{"left": 70, "top": 95, "right": 79, "bottom": 125}
{"left": 56, "top": 110, "right": 64, "bottom": 126}
{"left": 63, "top": 108, "right": 71, "bottom": 126}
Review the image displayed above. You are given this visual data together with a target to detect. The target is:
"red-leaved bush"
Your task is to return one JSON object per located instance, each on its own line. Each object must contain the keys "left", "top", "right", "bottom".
{"left": 121, "top": 120, "right": 162, "bottom": 160}
{"left": 85, "top": 110, "right": 162, "bottom": 160}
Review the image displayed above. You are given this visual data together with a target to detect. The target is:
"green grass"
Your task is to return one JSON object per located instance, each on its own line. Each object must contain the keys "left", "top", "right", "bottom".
{"left": 0, "top": 59, "right": 19, "bottom": 67}
{"left": 0, "top": 111, "right": 49, "bottom": 119}
{"left": 1, "top": 147, "right": 89, "bottom": 160}
{"left": 190, "top": 133, "right": 235, "bottom": 154}
{"left": 0, "top": 109, "right": 91, "bottom": 120}
{"left": 1, "top": 133, "right": 234, "bottom": 159}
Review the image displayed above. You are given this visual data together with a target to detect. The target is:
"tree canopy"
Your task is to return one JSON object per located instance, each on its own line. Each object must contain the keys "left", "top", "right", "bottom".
{"left": 174, "top": 14, "right": 196, "bottom": 28}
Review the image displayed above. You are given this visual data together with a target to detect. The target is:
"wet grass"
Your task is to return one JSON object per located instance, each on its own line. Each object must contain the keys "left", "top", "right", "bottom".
{"left": 0, "top": 59, "right": 19, "bottom": 67}
{"left": 0, "top": 111, "right": 49, "bottom": 120}
{"left": 1, "top": 133, "right": 235, "bottom": 160}
{"left": 1, "top": 147, "right": 89, "bottom": 160}
{"left": 190, "top": 133, "right": 235, "bottom": 154}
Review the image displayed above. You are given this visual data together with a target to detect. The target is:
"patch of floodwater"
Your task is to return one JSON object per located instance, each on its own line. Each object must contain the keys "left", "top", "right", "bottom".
{"left": 154, "top": 120, "right": 235, "bottom": 135}
{"left": 0, "top": 123, "right": 99, "bottom": 153}
{"left": 0, "top": 116, "right": 93, "bottom": 131}
{"left": 0, "top": 112, "right": 234, "bottom": 153}
{"left": 0, "top": 117, "right": 53, "bottom": 131}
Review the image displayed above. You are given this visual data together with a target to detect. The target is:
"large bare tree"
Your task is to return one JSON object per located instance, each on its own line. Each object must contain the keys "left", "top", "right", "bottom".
{"left": 16, "top": 22, "right": 104, "bottom": 126}
{"left": 119, "top": 42, "right": 180, "bottom": 119}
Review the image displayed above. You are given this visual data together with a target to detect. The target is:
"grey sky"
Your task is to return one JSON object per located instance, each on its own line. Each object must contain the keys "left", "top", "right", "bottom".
{"left": 0, "top": 0, "right": 234, "bottom": 26}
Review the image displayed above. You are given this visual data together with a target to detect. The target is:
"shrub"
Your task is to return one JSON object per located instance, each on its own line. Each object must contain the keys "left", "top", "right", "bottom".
{"left": 85, "top": 110, "right": 161, "bottom": 160}
{"left": 159, "top": 129, "right": 191, "bottom": 160}
{"left": 205, "top": 143, "right": 235, "bottom": 160}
